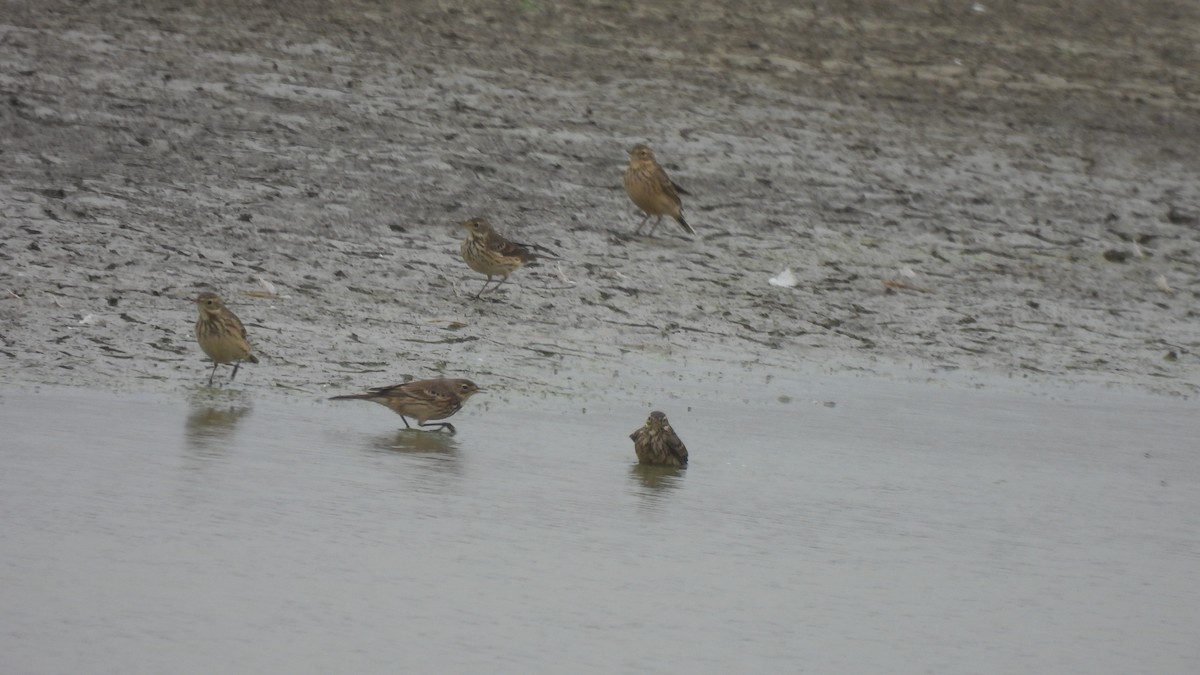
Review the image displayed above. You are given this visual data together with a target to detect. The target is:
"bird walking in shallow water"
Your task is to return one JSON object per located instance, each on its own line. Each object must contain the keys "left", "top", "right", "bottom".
{"left": 193, "top": 292, "right": 258, "bottom": 386}
{"left": 330, "top": 378, "right": 482, "bottom": 434}
{"left": 459, "top": 217, "right": 557, "bottom": 299}
{"left": 630, "top": 410, "right": 689, "bottom": 467}
{"left": 623, "top": 144, "right": 695, "bottom": 236}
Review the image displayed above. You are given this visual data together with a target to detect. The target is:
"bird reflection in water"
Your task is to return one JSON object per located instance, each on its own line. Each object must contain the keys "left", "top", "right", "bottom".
{"left": 370, "top": 429, "right": 460, "bottom": 454}
{"left": 365, "top": 430, "right": 463, "bottom": 490}
{"left": 184, "top": 390, "right": 252, "bottom": 456}
{"left": 629, "top": 463, "right": 686, "bottom": 491}
{"left": 628, "top": 464, "right": 686, "bottom": 514}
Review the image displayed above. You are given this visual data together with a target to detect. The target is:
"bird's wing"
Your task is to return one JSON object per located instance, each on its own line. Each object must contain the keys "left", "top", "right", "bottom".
{"left": 366, "top": 381, "right": 438, "bottom": 399}
{"left": 222, "top": 310, "right": 250, "bottom": 341}
{"left": 413, "top": 383, "right": 456, "bottom": 405}
{"left": 667, "top": 431, "right": 689, "bottom": 465}
{"left": 413, "top": 384, "right": 463, "bottom": 418}
{"left": 364, "top": 383, "right": 406, "bottom": 397}
{"left": 652, "top": 164, "right": 684, "bottom": 205}
{"left": 669, "top": 178, "right": 690, "bottom": 196}
{"left": 367, "top": 382, "right": 456, "bottom": 411}
{"left": 516, "top": 240, "right": 559, "bottom": 260}
{"left": 490, "top": 233, "right": 544, "bottom": 262}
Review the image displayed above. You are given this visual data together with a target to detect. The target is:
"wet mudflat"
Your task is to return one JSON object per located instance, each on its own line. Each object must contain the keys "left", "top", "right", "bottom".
{"left": 1, "top": 0, "right": 1198, "bottom": 398}
{"left": 2, "top": 370, "right": 1197, "bottom": 674}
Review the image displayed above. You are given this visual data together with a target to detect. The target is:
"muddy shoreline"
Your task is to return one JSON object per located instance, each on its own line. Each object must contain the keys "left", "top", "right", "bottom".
{"left": 2, "top": 0, "right": 1198, "bottom": 400}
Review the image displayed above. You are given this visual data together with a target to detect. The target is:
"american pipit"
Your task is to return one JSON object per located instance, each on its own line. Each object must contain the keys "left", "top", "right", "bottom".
{"left": 194, "top": 291, "right": 258, "bottom": 386}
{"left": 460, "top": 217, "right": 557, "bottom": 298}
{"left": 629, "top": 410, "right": 689, "bottom": 467}
{"left": 330, "top": 378, "right": 483, "bottom": 434}
{"left": 623, "top": 144, "right": 696, "bottom": 236}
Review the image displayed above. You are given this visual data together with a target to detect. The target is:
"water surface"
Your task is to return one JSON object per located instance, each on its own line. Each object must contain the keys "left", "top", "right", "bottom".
{"left": 2, "top": 375, "right": 1197, "bottom": 674}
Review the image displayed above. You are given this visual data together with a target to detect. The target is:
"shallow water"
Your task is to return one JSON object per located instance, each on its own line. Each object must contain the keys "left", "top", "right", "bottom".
{"left": 2, "top": 374, "right": 1197, "bottom": 674}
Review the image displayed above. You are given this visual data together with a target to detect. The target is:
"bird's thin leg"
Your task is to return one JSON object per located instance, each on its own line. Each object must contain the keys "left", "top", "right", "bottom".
{"left": 473, "top": 276, "right": 493, "bottom": 299}
{"left": 487, "top": 276, "right": 509, "bottom": 294}
{"left": 398, "top": 415, "right": 413, "bottom": 430}
{"left": 646, "top": 216, "right": 664, "bottom": 236}
{"left": 229, "top": 360, "right": 242, "bottom": 382}
{"left": 419, "top": 421, "right": 457, "bottom": 435}
{"left": 634, "top": 213, "right": 651, "bottom": 234}
{"left": 207, "top": 362, "right": 219, "bottom": 386}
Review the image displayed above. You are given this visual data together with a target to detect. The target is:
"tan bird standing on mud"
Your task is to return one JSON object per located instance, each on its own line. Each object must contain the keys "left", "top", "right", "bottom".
{"left": 194, "top": 291, "right": 259, "bottom": 386}
{"left": 329, "top": 378, "right": 482, "bottom": 434}
{"left": 623, "top": 144, "right": 696, "bottom": 236}
{"left": 629, "top": 410, "right": 689, "bottom": 467}
{"left": 460, "top": 217, "right": 557, "bottom": 298}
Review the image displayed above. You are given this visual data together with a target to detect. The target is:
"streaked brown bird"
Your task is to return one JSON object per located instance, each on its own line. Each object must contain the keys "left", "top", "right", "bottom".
{"left": 623, "top": 144, "right": 696, "bottom": 236}
{"left": 330, "top": 378, "right": 483, "bottom": 434}
{"left": 629, "top": 410, "right": 689, "bottom": 467}
{"left": 194, "top": 291, "right": 259, "bottom": 386}
{"left": 460, "top": 217, "right": 557, "bottom": 298}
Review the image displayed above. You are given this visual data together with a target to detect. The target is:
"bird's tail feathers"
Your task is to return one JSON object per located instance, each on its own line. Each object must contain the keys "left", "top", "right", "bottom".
{"left": 521, "top": 242, "right": 562, "bottom": 260}
{"left": 516, "top": 240, "right": 561, "bottom": 261}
